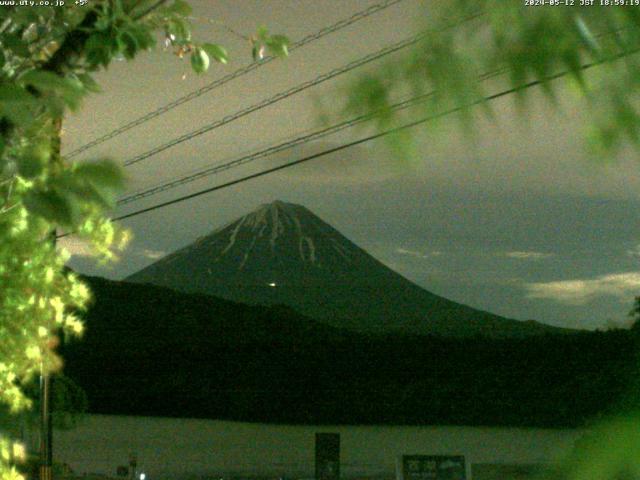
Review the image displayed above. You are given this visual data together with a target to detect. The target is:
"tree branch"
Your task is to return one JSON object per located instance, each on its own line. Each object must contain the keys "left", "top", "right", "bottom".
{"left": 132, "top": 0, "right": 169, "bottom": 21}
{"left": 43, "top": 0, "right": 169, "bottom": 74}
{"left": 42, "top": 10, "right": 98, "bottom": 74}
{"left": 187, "top": 16, "right": 249, "bottom": 41}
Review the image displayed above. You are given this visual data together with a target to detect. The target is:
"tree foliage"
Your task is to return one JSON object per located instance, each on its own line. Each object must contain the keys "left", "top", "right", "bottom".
{"left": 338, "top": 3, "right": 640, "bottom": 480}
{"left": 341, "top": 2, "right": 640, "bottom": 156}
{"left": 63, "top": 276, "right": 640, "bottom": 428}
{"left": 0, "top": 2, "right": 287, "bottom": 479}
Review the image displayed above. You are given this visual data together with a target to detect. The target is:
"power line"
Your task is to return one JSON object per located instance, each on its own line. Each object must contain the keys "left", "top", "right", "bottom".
{"left": 118, "top": 95, "right": 433, "bottom": 204}
{"left": 54, "top": 46, "right": 640, "bottom": 241}
{"left": 97, "top": 49, "right": 637, "bottom": 227}
{"left": 118, "top": 68, "right": 508, "bottom": 206}
{"left": 120, "top": 13, "right": 485, "bottom": 168}
{"left": 102, "top": 76, "right": 577, "bottom": 225}
{"left": 64, "top": 0, "right": 407, "bottom": 159}
{"left": 102, "top": 13, "right": 484, "bottom": 170}
{"left": 108, "top": 118, "right": 456, "bottom": 221}
{"left": 119, "top": 30, "right": 430, "bottom": 167}
{"left": 52, "top": 42, "right": 640, "bottom": 244}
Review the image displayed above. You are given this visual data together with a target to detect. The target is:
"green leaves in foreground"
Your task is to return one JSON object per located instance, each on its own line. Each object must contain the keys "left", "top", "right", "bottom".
{"left": 190, "top": 44, "right": 228, "bottom": 74}
{"left": 19, "top": 70, "right": 85, "bottom": 113}
{"left": 0, "top": 4, "right": 290, "bottom": 480}
{"left": 23, "top": 160, "right": 125, "bottom": 227}
{"left": 190, "top": 47, "right": 210, "bottom": 74}
{"left": 23, "top": 188, "right": 75, "bottom": 226}
{"left": 252, "top": 26, "right": 290, "bottom": 61}
{"left": 558, "top": 413, "right": 640, "bottom": 480}
{"left": 338, "top": 3, "right": 640, "bottom": 157}
{"left": 202, "top": 43, "right": 228, "bottom": 64}
{"left": 84, "top": 3, "right": 156, "bottom": 69}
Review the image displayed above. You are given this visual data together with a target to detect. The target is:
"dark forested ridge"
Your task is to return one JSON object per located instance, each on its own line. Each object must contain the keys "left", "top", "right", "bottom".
{"left": 60, "top": 276, "right": 640, "bottom": 428}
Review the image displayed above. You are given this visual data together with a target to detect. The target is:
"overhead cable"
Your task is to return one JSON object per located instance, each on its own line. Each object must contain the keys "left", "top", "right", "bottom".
{"left": 92, "top": 45, "right": 640, "bottom": 228}
{"left": 118, "top": 67, "right": 507, "bottom": 205}
{"left": 121, "top": 31, "right": 428, "bottom": 167}
{"left": 65, "top": 0, "right": 408, "bottom": 159}
{"left": 121, "top": 12, "right": 485, "bottom": 168}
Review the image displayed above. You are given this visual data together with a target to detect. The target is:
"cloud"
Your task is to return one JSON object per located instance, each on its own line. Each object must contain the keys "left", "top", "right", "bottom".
{"left": 396, "top": 248, "right": 443, "bottom": 259}
{"left": 141, "top": 249, "right": 166, "bottom": 260}
{"left": 59, "top": 238, "right": 165, "bottom": 263}
{"left": 524, "top": 272, "right": 640, "bottom": 305}
{"left": 57, "top": 237, "right": 94, "bottom": 258}
{"left": 504, "top": 251, "right": 553, "bottom": 260}
{"left": 627, "top": 244, "right": 640, "bottom": 258}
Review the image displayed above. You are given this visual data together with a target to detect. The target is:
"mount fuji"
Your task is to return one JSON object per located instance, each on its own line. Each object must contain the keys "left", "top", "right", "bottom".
{"left": 126, "top": 200, "right": 561, "bottom": 337}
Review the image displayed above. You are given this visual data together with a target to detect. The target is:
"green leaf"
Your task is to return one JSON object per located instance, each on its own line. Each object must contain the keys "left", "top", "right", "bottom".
{"left": 201, "top": 43, "right": 228, "bottom": 64}
{"left": 57, "top": 175, "right": 111, "bottom": 208}
{"left": 166, "top": 18, "right": 191, "bottom": 44}
{"left": 23, "top": 22, "right": 39, "bottom": 42}
{"left": 0, "top": 83, "right": 34, "bottom": 103}
{"left": 19, "top": 70, "right": 85, "bottom": 111}
{"left": 562, "top": 47, "right": 586, "bottom": 91}
{"left": 17, "top": 144, "right": 50, "bottom": 179}
{"left": 85, "top": 32, "right": 113, "bottom": 68}
{"left": 18, "top": 156, "right": 45, "bottom": 179}
{"left": 251, "top": 40, "right": 269, "bottom": 61}
{"left": 10, "top": 8, "right": 40, "bottom": 26}
{"left": 126, "top": 22, "right": 156, "bottom": 51}
{"left": 118, "top": 30, "right": 139, "bottom": 59}
{"left": 267, "top": 34, "right": 290, "bottom": 58}
{"left": 566, "top": 413, "right": 640, "bottom": 480}
{"left": 23, "top": 188, "right": 74, "bottom": 226}
{"left": 73, "top": 160, "right": 125, "bottom": 191}
{"left": 62, "top": 160, "right": 125, "bottom": 208}
{"left": 190, "top": 47, "right": 209, "bottom": 74}
{"left": 63, "top": 6, "right": 90, "bottom": 29}
{"left": 167, "top": 0, "right": 192, "bottom": 16}
{"left": 77, "top": 73, "right": 101, "bottom": 93}
{"left": 256, "top": 25, "right": 269, "bottom": 40}
{"left": 2, "top": 33, "right": 30, "bottom": 57}
{"left": 0, "top": 84, "right": 38, "bottom": 125}
{"left": 575, "top": 16, "right": 600, "bottom": 55}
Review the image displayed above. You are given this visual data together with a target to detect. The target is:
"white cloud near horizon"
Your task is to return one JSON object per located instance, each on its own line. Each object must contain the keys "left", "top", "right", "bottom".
{"left": 142, "top": 249, "right": 166, "bottom": 260}
{"left": 396, "top": 248, "right": 443, "bottom": 259}
{"left": 57, "top": 237, "right": 94, "bottom": 258}
{"left": 504, "top": 251, "right": 554, "bottom": 260}
{"left": 627, "top": 244, "right": 640, "bottom": 258}
{"left": 524, "top": 272, "right": 640, "bottom": 305}
{"left": 58, "top": 237, "right": 166, "bottom": 262}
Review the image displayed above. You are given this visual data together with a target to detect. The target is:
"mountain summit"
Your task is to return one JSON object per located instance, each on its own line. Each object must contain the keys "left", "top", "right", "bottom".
{"left": 126, "top": 200, "right": 560, "bottom": 337}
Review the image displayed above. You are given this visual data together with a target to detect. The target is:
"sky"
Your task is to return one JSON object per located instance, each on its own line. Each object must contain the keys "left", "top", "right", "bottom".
{"left": 61, "top": 0, "right": 640, "bottom": 331}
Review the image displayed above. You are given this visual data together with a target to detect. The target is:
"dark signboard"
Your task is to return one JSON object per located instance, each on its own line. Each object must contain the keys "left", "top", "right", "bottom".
{"left": 400, "top": 455, "right": 466, "bottom": 480}
{"left": 315, "top": 433, "right": 340, "bottom": 480}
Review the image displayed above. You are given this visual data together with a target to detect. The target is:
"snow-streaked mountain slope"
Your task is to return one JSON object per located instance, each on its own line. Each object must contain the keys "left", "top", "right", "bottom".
{"left": 126, "top": 200, "right": 564, "bottom": 337}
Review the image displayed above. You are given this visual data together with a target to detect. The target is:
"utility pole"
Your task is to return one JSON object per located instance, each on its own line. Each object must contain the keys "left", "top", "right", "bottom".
{"left": 39, "top": 367, "right": 52, "bottom": 480}
{"left": 128, "top": 453, "right": 137, "bottom": 480}
{"left": 40, "top": 117, "right": 62, "bottom": 480}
